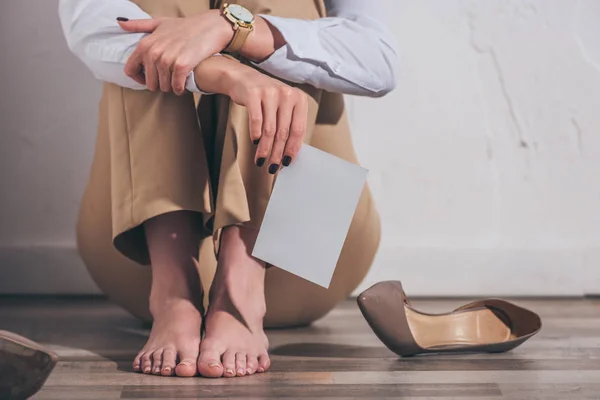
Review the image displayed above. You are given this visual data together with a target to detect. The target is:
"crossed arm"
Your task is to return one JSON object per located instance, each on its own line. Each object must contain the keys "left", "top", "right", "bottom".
{"left": 114, "top": 10, "right": 286, "bottom": 94}
{"left": 59, "top": 0, "right": 398, "bottom": 96}
{"left": 59, "top": 0, "right": 398, "bottom": 169}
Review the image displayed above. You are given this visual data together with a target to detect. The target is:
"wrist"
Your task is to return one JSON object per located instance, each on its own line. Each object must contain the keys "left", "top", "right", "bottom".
{"left": 193, "top": 55, "right": 245, "bottom": 95}
{"left": 220, "top": 60, "right": 248, "bottom": 96}
{"left": 193, "top": 56, "right": 228, "bottom": 94}
{"left": 239, "top": 16, "right": 283, "bottom": 63}
{"left": 204, "top": 9, "right": 235, "bottom": 49}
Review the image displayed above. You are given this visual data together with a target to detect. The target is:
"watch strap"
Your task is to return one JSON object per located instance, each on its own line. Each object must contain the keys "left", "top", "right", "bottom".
{"left": 224, "top": 25, "right": 252, "bottom": 54}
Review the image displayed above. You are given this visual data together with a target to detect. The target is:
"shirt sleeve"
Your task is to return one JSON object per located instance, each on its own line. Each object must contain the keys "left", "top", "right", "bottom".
{"left": 256, "top": 0, "right": 399, "bottom": 97}
{"left": 58, "top": 0, "right": 200, "bottom": 93}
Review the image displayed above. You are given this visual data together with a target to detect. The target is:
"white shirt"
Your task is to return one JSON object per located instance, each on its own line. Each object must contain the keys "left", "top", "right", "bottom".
{"left": 59, "top": 0, "right": 398, "bottom": 97}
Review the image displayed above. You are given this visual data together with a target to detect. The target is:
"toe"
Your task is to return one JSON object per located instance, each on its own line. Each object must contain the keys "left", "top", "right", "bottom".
{"left": 246, "top": 355, "right": 258, "bottom": 375}
{"left": 152, "top": 350, "right": 163, "bottom": 375}
{"left": 221, "top": 350, "right": 236, "bottom": 378}
{"left": 175, "top": 349, "right": 199, "bottom": 377}
{"left": 141, "top": 352, "right": 153, "bottom": 374}
{"left": 197, "top": 345, "right": 224, "bottom": 378}
{"left": 258, "top": 353, "right": 271, "bottom": 373}
{"left": 133, "top": 351, "right": 143, "bottom": 373}
{"left": 161, "top": 348, "right": 177, "bottom": 376}
{"left": 235, "top": 352, "right": 247, "bottom": 376}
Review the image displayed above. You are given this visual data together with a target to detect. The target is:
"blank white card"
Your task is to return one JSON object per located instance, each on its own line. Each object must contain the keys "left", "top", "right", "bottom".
{"left": 252, "top": 145, "right": 368, "bottom": 288}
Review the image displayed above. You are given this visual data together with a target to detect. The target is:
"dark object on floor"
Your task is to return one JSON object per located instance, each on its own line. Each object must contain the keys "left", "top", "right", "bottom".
{"left": 358, "top": 281, "right": 542, "bottom": 357}
{"left": 0, "top": 331, "right": 58, "bottom": 400}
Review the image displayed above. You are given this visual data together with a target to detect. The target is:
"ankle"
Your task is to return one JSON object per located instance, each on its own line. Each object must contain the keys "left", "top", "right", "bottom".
{"left": 221, "top": 225, "right": 260, "bottom": 253}
{"left": 149, "top": 286, "right": 203, "bottom": 315}
{"left": 148, "top": 261, "right": 203, "bottom": 310}
{"left": 208, "top": 276, "right": 266, "bottom": 318}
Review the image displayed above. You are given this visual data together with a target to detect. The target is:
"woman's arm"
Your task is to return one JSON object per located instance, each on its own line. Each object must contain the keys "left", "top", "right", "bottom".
{"left": 60, "top": 0, "right": 398, "bottom": 97}
{"left": 120, "top": 0, "right": 398, "bottom": 97}
{"left": 244, "top": 0, "right": 399, "bottom": 97}
{"left": 58, "top": 0, "right": 199, "bottom": 92}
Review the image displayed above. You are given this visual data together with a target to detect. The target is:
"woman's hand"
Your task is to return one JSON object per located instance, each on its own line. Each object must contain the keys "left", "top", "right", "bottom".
{"left": 194, "top": 57, "right": 308, "bottom": 172}
{"left": 229, "top": 68, "right": 308, "bottom": 172}
{"left": 118, "top": 10, "right": 233, "bottom": 95}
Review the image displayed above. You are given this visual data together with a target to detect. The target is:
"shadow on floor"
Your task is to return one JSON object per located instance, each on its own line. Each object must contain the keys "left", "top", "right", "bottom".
{"left": 271, "top": 342, "right": 395, "bottom": 358}
{"left": 0, "top": 296, "right": 150, "bottom": 373}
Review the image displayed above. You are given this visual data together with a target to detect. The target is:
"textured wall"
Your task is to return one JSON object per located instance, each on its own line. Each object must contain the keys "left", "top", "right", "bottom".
{"left": 352, "top": 0, "right": 600, "bottom": 295}
{"left": 0, "top": 0, "right": 598, "bottom": 295}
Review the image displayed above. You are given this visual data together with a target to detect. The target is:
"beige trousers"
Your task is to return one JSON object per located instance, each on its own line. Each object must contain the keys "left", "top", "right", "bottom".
{"left": 76, "top": 0, "right": 381, "bottom": 328}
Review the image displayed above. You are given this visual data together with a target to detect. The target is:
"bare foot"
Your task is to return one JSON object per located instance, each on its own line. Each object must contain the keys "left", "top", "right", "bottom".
{"left": 133, "top": 211, "right": 205, "bottom": 377}
{"left": 133, "top": 297, "right": 202, "bottom": 377}
{"left": 197, "top": 226, "right": 271, "bottom": 378}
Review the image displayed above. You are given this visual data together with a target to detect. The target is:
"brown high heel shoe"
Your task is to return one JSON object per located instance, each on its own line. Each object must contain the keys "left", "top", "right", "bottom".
{"left": 0, "top": 331, "right": 58, "bottom": 399}
{"left": 357, "top": 281, "right": 541, "bottom": 357}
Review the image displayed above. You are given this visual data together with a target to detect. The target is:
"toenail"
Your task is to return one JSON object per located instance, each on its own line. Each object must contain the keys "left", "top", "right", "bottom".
{"left": 163, "top": 367, "right": 171, "bottom": 373}
{"left": 144, "top": 368, "right": 151, "bottom": 373}
{"left": 226, "top": 368, "right": 234, "bottom": 376}
{"left": 258, "top": 367, "right": 265, "bottom": 373}
{"left": 247, "top": 368, "right": 254, "bottom": 374}
{"left": 208, "top": 362, "right": 220, "bottom": 368}
{"left": 154, "top": 367, "right": 160, "bottom": 373}
{"left": 237, "top": 368, "right": 245, "bottom": 375}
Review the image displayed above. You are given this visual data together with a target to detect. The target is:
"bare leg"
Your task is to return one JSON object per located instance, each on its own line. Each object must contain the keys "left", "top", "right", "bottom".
{"left": 197, "top": 226, "right": 270, "bottom": 378}
{"left": 132, "top": 211, "right": 204, "bottom": 377}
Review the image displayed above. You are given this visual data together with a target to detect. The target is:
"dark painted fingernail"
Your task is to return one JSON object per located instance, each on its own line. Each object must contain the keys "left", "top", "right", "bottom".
{"left": 269, "top": 164, "right": 279, "bottom": 174}
{"left": 117, "top": 17, "right": 129, "bottom": 22}
{"left": 256, "top": 158, "right": 265, "bottom": 167}
{"left": 253, "top": 139, "right": 260, "bottom": 145}
{"left": 282, "top": 156, "right": 292, "bottom": 167}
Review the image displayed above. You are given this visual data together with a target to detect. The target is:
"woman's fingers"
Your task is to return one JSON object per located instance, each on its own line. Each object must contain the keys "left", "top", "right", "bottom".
{"left": 118, "top": 18, "right": 163, "bottom": 33}
{"left": 121, "top": 23, "right": 162, "bottom": 87}
{"left": 255, "top": 89, "right": 278, "bottom": 167}
{"left": 143, "top": 52, "right": 160, "bottom": 92}
{"left": 246, "top": 96, "right": 263, "bottom": 146}
{"left": 169, "top": 41, "right": 197, "bottom": 95}
{"left": 283, "top": 92, "right": 308, "bottom": 166}
{"left": 124, "top": 44, "right": 147, "bottom": 85}
{"left": 244, "top": 84, "right": 307, "bottom": 171}
{"left": 171, "top": 57, "right": 193, "bottom": 96}
{"left": 172, "top": 40, "right": 216, "bottom": 95}
{"left": 146, "top": 42, "right": 172, "bottom": 92}
{"left": 157, "top": 52, "right": 173, "bottom": 93}
{"left": 268, "top": 88, "right": 296, "bottom": 174}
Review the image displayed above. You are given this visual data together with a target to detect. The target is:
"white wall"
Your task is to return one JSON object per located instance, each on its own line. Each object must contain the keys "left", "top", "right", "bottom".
{"left": 1, "top": 0, "right": 599, "bottom": 295}
{"left": 0, "top": 0, "right": 101, "bottom": 293}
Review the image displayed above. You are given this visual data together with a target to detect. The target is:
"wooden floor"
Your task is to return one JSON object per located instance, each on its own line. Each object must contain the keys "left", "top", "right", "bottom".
{"left": 1, "top": 297, "right": 599, "bottom": 400}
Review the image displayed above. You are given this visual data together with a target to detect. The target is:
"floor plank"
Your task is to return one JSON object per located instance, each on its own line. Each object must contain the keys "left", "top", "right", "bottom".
{"left": 120, "top": 383, "right": 501, "bottom": 398}
{"left": 0, "top": 297, "right": 598, "bottom": 399}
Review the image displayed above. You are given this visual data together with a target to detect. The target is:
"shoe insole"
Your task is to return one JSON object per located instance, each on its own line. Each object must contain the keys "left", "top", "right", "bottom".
{"left": 405, "top": 307, "right": 514, "bottom": 349}
{"left": 0, "top": 330, "right": 57, "bottom": 357}
{"left": 1, "top": 331, "right": 41, "bottom": 351}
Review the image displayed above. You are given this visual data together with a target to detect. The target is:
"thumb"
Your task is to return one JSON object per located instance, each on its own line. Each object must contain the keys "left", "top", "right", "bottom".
{"left": 117, "top": 18, "right": 162, "bottom": 33}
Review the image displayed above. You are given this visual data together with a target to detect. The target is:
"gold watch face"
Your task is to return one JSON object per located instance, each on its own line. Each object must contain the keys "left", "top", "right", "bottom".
{"left": 228, "top": 4, "right": 254, "bottom": 24}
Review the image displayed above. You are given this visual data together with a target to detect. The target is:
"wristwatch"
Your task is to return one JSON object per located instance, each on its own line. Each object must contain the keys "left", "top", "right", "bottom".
{"left": 221, "top": 3, "right": 255, "bottom": 54}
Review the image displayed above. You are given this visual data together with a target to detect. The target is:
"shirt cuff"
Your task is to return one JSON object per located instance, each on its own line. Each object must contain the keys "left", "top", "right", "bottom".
{"left": 254, "top": 15, "right": 328, "bottom": 83}
{"left": 259, "top": 15, "right": 335, "bottom": 60}
{"left": 185, "top": 72, "right": 206, "bottom": 94}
